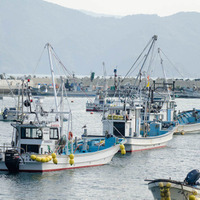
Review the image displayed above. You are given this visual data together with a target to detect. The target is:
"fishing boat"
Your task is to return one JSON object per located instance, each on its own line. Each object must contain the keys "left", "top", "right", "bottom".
{"left": 0, "top": 118, "right": 124, "bottom": 172}
{"left": 147, "top": 169, "right": 200, "bottom": 200}
{"left": 101, "top": 99, "right": 176, "bottom": 152}
{"left": 85, "top": 36, "right": 177, "bottom": 152}
{"left": 0, "top": 43, "right": 125, "bottom": 173}
{"left": 86, "top": 92, "right": 106, "bottom": 112}
{"left": 175, "top": 109, "right": 200, "bottom": 134}
{"left": 86, "top": 63, "right": 114, "bottom": 112}
{"left": 0, "top": 107, "right": 19, "bottom": 121}
{"left": 0, "top": 75, "right": 24, "bottom": 122}
{"left": 0, "top": 100, "right": 27, "bottom": 122}
{"left": 86, "top": 92, "right": 113, "bottom": 112}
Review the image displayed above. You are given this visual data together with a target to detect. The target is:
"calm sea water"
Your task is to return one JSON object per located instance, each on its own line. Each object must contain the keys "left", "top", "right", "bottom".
{"left": 0, "top": 97, "right": 200, "bottom": 200}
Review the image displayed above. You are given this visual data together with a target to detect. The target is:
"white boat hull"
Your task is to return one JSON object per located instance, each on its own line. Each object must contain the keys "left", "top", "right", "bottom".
{"left": 124, "top": 128, "right": 175, "bottom": 152}
{"left": 0, "top": 114, "right": 17, "bottom": 121}
{"left": 86, "top": 104, "right": 108, "bottom": 112}
{"left": 0, "top": 144, "right": 120, "bottom": 172}
{"left": 148, "top": 179, "right": 200, "bottom": 200}
{"left": 175, "top": 123, "right": 200, "bottom": 134}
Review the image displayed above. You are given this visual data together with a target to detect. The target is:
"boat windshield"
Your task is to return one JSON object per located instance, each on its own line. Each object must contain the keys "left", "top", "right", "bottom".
{"left": 50, "top": 128, "right": 59, "bottom": 139}
{"left": 21, "top": 127, "right": 43, "bottom": 139}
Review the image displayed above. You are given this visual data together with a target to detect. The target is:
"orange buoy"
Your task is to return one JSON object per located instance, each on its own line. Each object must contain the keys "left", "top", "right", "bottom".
{"left": 68, "top": 131, "right": 73, "bottom": 140}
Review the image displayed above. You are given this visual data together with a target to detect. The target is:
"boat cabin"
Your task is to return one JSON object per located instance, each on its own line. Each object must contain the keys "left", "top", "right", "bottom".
{"left": 11, "top": 122, "right": 60, "bottom": 155}
{"left": 102, "top": 105, "right": 142, "bottom": 138}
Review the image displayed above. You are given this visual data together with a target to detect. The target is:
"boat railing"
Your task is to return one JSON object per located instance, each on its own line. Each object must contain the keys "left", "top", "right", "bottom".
{"left": 107, "top": 114, "right": 124, "bottom": 120}
{"left": 0, "top": 143, "right": 17, "bottom": 153}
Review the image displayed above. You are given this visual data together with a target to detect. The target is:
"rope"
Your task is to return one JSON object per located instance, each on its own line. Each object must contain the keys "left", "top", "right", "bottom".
{"left": 159, "top": 48, "right": 185, "bottom": 79}
{"left": 121, "top": 36, "right": 155, "bottom": 82}
{"left": 32, "top": 46, "right": 46, "bottom": 75}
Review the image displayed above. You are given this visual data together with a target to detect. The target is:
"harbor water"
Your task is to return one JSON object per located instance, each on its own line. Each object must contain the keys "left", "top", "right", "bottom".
{"left": 0, "top": 97, "right": 200, "bottom": 200}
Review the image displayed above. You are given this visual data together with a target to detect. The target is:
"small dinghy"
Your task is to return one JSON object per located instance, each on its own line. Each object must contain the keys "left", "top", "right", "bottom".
{"left": 147, "top": 169, "right": 200, "bottom": 200}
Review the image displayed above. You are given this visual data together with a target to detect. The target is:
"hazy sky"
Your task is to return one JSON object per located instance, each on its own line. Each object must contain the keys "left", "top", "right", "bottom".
{"left": 44, "top": 0, "right": 200, "bottom": 16}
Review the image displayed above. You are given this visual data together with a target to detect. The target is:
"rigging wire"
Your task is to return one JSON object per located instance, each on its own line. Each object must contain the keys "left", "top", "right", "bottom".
{"left": 146, "top": 41, "right": 158, "bottom": 77}
{"left": 158, "top": 48, "right": 171, "bottom": 99}
{"left": 48, "top": 44, "right": 96, "bottom": 102}
{"left": 127, "top": 55, "right": 146, "bottom": 78}
{"left": 32, "top": 46, "right": 46, "bottom": 75}
{"left": 121, "top": 36, "right": 155, "bottom": 83}
{"left": 50, "top": 46, "right": 73, "bottom": 77}
{"left": 133, "top": 35, "right": 158, "bottom": 89}
{"left": 158, "top": 48, "right": 185, "bottom": 79}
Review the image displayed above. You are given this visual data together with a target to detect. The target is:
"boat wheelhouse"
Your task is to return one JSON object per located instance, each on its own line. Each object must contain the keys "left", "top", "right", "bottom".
{"left": 102, "top": 99, "right": 176, "bottom": 152}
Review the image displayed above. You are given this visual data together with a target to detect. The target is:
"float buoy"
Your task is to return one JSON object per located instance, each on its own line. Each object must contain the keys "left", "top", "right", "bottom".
{"left": 121, "top": 149, "right": 126, "bottom": 155}
{"left": 189, "top": 195, "right": 196, "bottom": 200}
{"left": 41, "top": 157, "right": 47, "bottom": 163}
{"left": 53, "top": 158, "right": 58, "bottom": 164}
{"left": 36, "top": 157, "right": 42, "bottom": 162}
{"left": 51, "top": 153, "right": 56, "bottom": 158}
{"left": 69, "top": 159, "right": 74, "bottom": 165}
{"left": 48, "top": 156, "right": 52, "bottom": 161}
{"left": 30, "top": 155, "right": 36, "bottom": 160}
{"left": 68, "top": 131, "right": 73, "bottom": 140}
{"left": 120, "top": 144, "right": 126, "bottom": 155}
{"left": 120, "top": 144, "right": 125, "bottom": 150}
{"left": 69, "top": 154, "right": 74, "bottom": 159}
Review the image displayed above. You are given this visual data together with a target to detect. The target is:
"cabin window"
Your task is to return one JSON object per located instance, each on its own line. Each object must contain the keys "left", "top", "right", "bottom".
{"left": 21, "top": 128, "right": 43, "bottom": 139}
{"left": 50, "top": 128, "right": 59, "bottom": 139}
{"left": 113, "top": 122, "right": 125, "bottom": 137}
{"left": 116, "top": 110, "right": 120, "bottom": 115}
{"left": 142, "top": 116, "right": 149, "bottom": 121}
{"left": 99, "top": 100, "right": 104, "bottom": 104}
{"left": 21, "top": 144, "right": 39, "bottom": 153}
{"left": 170, "top": 102, "right": 174, "bottom": 109}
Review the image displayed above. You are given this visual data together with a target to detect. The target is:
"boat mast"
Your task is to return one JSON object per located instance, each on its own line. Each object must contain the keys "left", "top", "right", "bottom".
{"left": 60, "top": 77, "right": 64, "bottom": 135}
{"left": 21, "top": 78, "right": 24, "bottom": 123}
{"left": 158, "top": 48, "right": 171, "bottom": 100}
{"left": 46, "top": 43, "right": 62, "bottom": 137}
{"left": 134, "top": 35, "right": 158, "bottom": 90}
{"left": 47, "top": 43, "right": 59, "bottom": 113}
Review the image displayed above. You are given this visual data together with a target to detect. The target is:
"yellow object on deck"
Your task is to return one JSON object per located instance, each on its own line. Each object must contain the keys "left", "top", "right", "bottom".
{"left": 166, "top": 182, "right": 171, "bottom": 188}
{"left": 69, "top": 154, "right": 74, "bottom": 159}
{"left": 30, "top": 155, "right": 36, "bottom": 160}
{"left": 51, "top": 153, "right": 56, "bottom": 158}
{"left": 189, "top": 195, "right": 196, "bottom": 200}
{"left": 53, "top": 158, "right": 58, "bottom": 164}
{"left": 45, "top": 157, "right": 50, "bottom": 162}
{"left": 48, "top": 156, "right": 52, "bottom": 161}
{"left": 36, "top": 157, "right": 42, "bottom": 162}
{"left": 192, "top": 190, "right": 198, "bottom": 195}
{"left": 69, "top": 159, "right": 74, "bottom": 165}
{"left": 41, "top": 157, "right": 47, "bottom": 162}
{"left": 159, "top": 182, "right": 164, "bottom": 187}
{"left": 159, "top": 182, "right": 171, "bottom": 200}
{"left": 120, "top": 144, "right": 125, "bottom": 150}
{"left": 121, "top": 149, "right": 126, "bottom": 155}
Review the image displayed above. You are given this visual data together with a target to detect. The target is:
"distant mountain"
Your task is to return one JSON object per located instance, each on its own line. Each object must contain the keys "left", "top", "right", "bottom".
{"left": 0, "top": 0, "right": 200, "bottom": 78}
